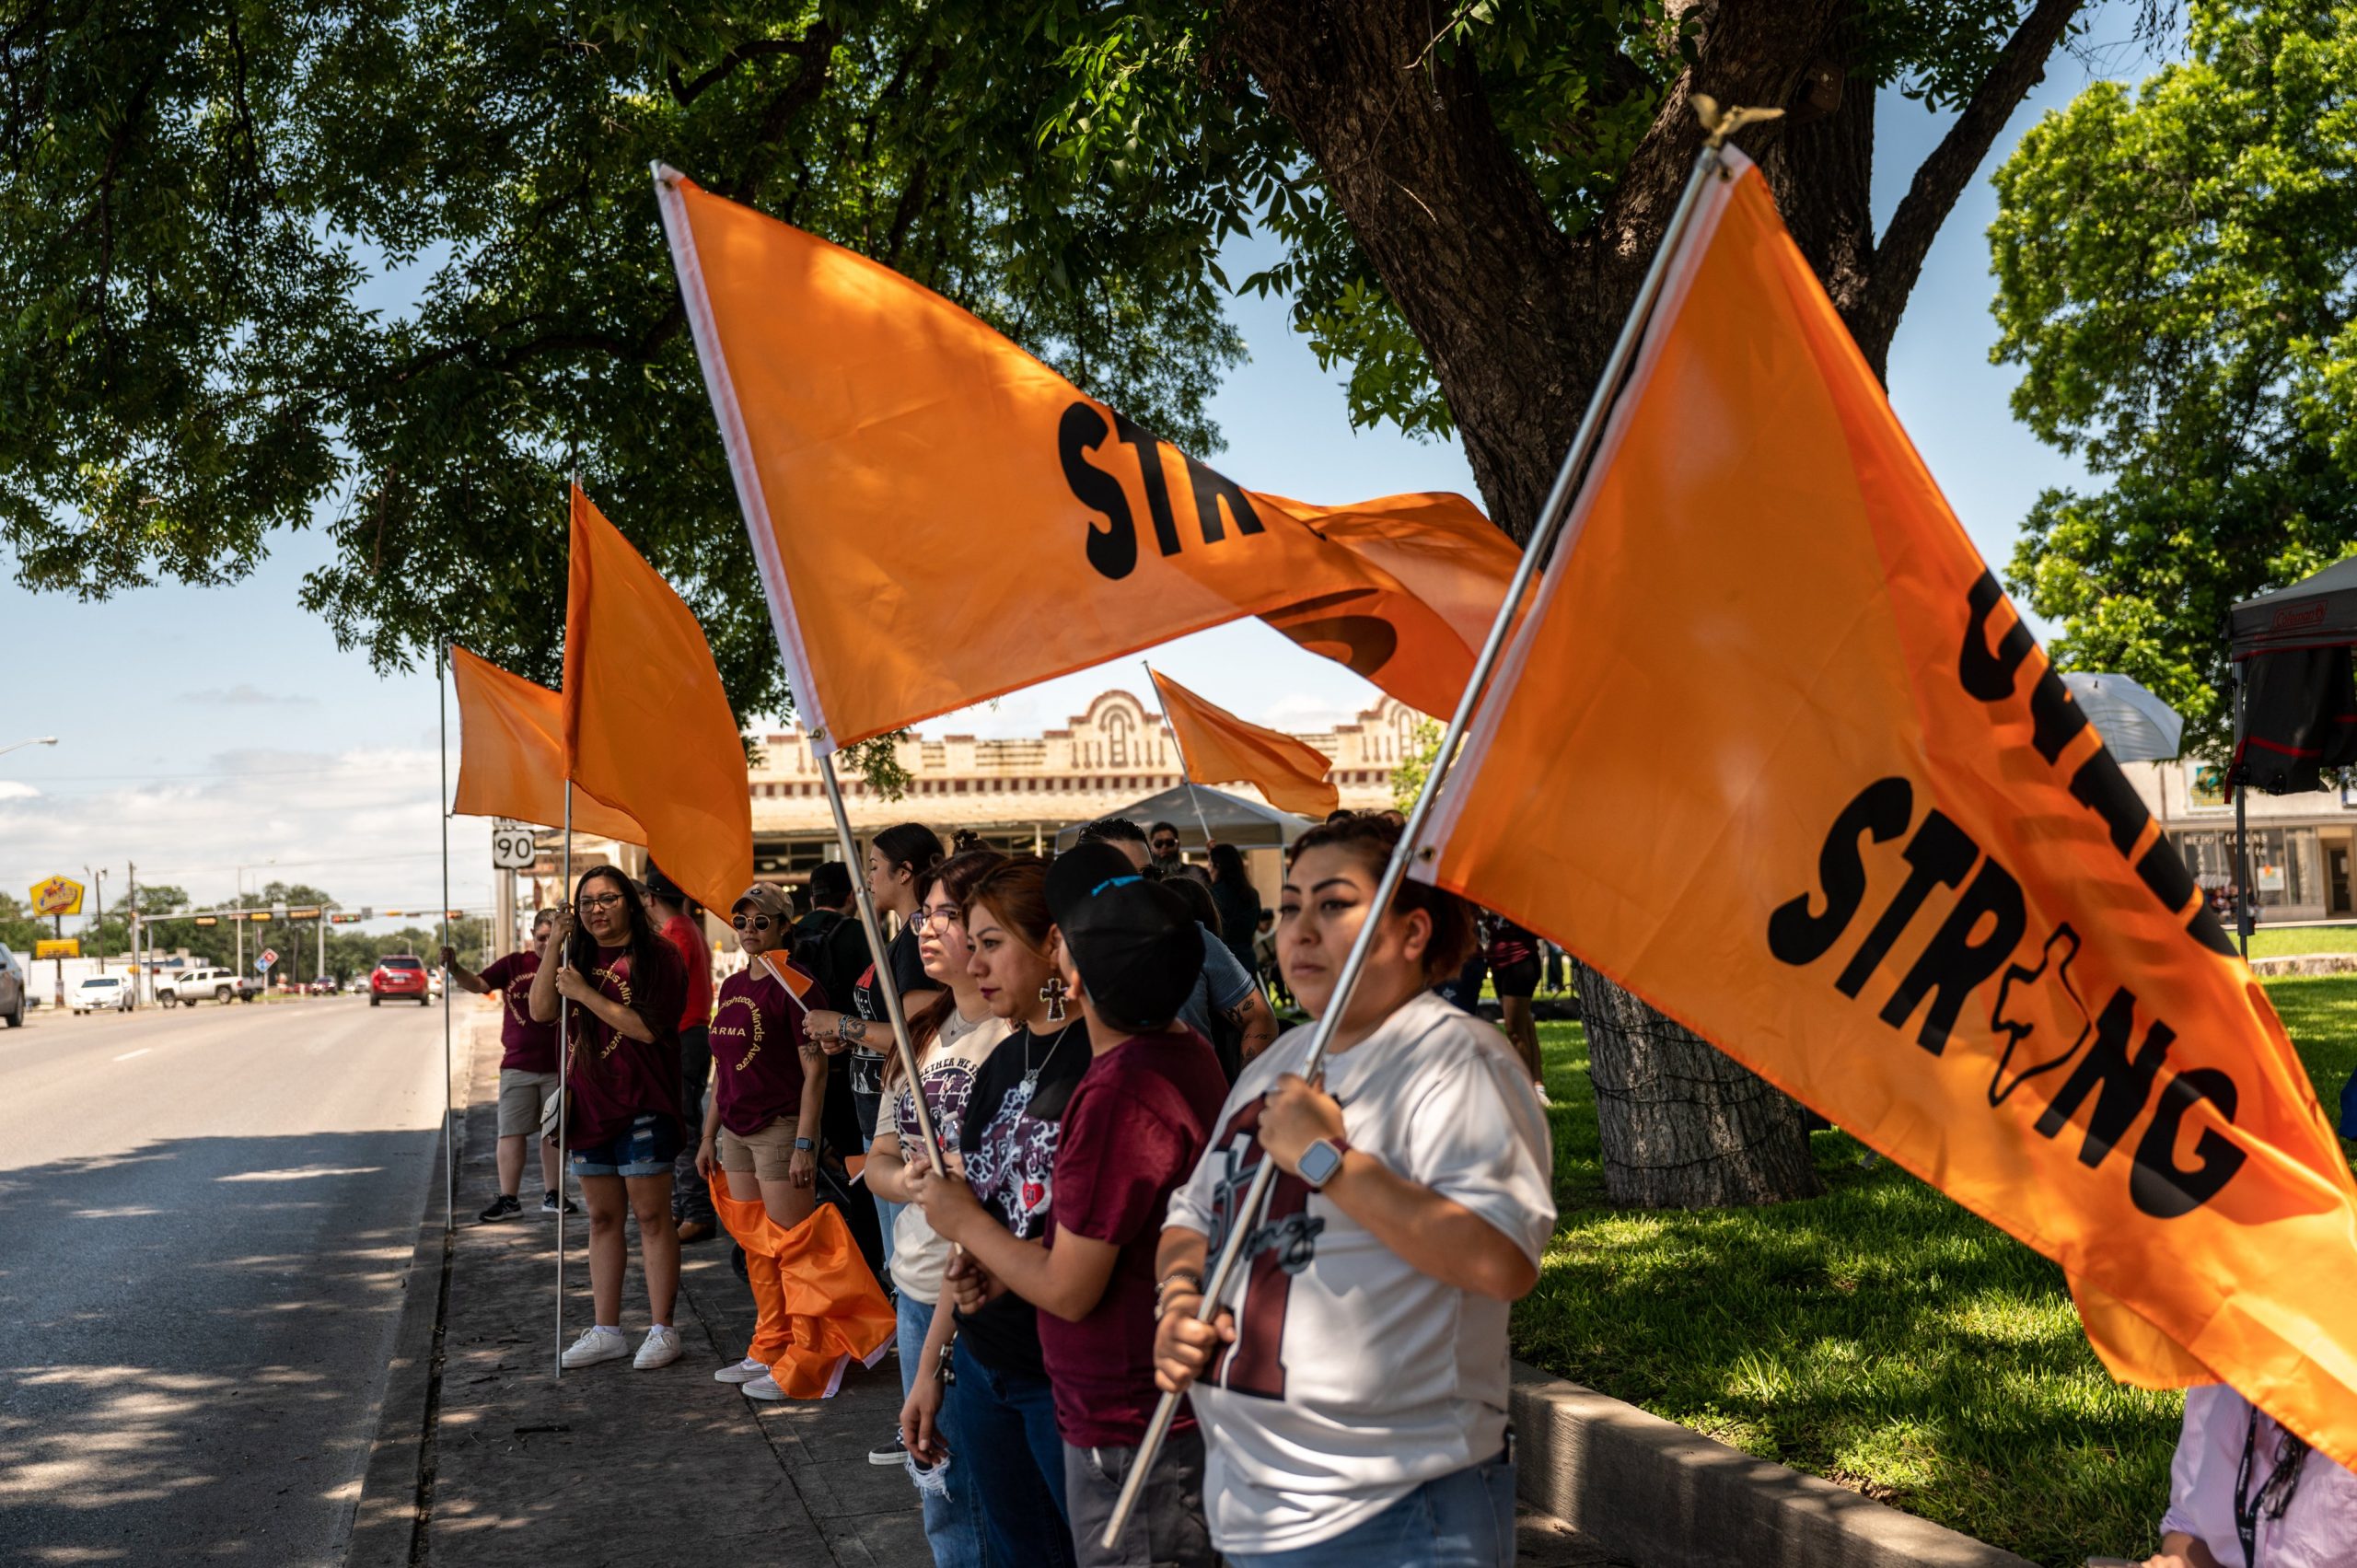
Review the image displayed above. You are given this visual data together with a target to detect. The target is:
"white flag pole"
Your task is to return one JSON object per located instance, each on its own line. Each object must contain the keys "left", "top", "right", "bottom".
{"left": 438, "top": 643, "right": 456, "bottom": 1237}
{"left": 1101, "top": 125, "right": 1759, "bottom": 1549}
{"left": 555, "top": 784, "right": 573, "bottom": 1378}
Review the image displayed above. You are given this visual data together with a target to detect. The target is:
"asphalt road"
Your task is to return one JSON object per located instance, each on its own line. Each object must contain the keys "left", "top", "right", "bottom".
{"left": 0, "top": 993, "right": 453, "bottom": 1565}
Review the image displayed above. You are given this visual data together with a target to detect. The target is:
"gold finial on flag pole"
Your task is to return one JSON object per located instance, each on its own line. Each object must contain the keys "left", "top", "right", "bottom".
{"left": 1691, "top": 93, "right": 1784, "bottom": 150}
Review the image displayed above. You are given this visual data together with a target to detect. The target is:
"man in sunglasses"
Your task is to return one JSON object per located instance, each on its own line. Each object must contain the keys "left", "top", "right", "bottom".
{"left": 1148, "top": 821, "right": 1185, "bottom": 875}
{"left": 646, "top": 866, "right": 720, "bottom": 1243}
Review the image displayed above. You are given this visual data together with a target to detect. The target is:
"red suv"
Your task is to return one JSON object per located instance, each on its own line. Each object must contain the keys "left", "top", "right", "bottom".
{"left": 371, "top": 956, "right": 431, "bottom": 1006}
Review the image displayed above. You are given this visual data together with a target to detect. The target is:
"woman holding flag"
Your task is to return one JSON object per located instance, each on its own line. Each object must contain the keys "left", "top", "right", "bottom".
{"left": 1152, "top": 815, "right": 1555, "bottom": 1567}
{"left": 697, "top": 882, "right": 831, "bottom": 1402}
{"left": 532, "top": 865, "right": 690, "bottom": 1372}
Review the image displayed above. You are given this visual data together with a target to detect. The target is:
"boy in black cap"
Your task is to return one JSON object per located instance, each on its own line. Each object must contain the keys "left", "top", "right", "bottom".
{"left": 911, "top": 842, "right": 1225, "bottom": 1568}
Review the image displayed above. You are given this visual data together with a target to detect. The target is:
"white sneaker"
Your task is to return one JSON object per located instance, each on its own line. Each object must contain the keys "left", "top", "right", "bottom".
{"left": 740, "top": 1373, "right": 784, "bottom": 1401}
{"left": 561, "top": 1327, "right": 630, "bottom": 1368}
{"left": 634, "top": 1325, "right": 682, "bottom": 1369}
{"left": 714, "top": 1357, "right": 769, "bottom": 1385}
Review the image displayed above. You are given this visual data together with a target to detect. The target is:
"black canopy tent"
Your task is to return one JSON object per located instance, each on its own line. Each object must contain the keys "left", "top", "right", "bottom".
{"left": 1051, "top": 782, "right": 1314, "bottom": 853}
{"left": 2224, "top": 560, "right": 2357, "bottom": 955}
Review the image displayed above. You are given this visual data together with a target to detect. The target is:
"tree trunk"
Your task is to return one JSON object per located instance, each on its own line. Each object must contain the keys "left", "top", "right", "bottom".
{"left": 1223, "top": 0, "right": 2084, "bottom": 1210}
{"left": 1573, "top": 961, "right": 1823, "bottom": 1207}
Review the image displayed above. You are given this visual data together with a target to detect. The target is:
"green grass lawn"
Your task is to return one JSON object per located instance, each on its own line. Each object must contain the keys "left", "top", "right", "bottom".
{"left": 1513, "top": 976, "right": 2357, "bottom": 1568}
{"left": 2247, "top": 923, "right": 2357, "bottom": 958}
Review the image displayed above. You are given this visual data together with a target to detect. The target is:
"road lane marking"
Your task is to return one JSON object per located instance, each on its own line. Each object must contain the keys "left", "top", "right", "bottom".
{"left": 114, "top": 1049, "right": 151, "bottom": 1062}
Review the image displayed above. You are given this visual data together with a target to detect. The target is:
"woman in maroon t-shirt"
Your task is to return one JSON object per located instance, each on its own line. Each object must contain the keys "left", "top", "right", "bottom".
{"left": 529, "top": 866, "right": 688, "bottom": 1372}
{"left": 444, "top": 907, "right": 569, "bottom": 1221}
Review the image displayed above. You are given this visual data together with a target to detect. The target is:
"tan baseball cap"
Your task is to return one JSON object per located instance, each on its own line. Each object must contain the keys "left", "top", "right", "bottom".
{"left": 734, "top": 882, "right": 793, "bottom": 922}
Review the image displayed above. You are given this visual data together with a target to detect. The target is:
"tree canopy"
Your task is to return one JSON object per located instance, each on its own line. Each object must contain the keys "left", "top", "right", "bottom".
{"left": 10, "top": 0, "right": 2111, "bottom": 730}
{"left": 1991, "top": 0, "right": 2357, "bottom": 753}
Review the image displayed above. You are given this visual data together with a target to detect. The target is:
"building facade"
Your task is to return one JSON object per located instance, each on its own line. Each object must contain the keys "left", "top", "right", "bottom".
{"left": 2132, "top": 758, "right": 2357, "bottom": 923}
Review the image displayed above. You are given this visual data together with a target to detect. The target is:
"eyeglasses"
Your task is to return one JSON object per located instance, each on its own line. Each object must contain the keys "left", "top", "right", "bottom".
{"left": 577, "top": 892, "right": 625, "bottom": 912}
{"left": 731, "top": 914, "right": 772, "bottom": 932}
{"left": 917, "top": 906, "right": 963, "bottom": 930}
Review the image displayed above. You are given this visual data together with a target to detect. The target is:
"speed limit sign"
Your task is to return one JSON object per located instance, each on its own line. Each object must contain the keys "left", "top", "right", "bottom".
{"left": 491, "top": 823, "right": 537, "bottom": 870}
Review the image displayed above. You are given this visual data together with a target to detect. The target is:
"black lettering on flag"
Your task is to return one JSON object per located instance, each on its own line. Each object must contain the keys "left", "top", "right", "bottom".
{"left": 1880, "top": 856, "right": 2026, "bottom": 1055}
{"left": 2136, "top": 836, "right": 2198, "bottom": 916}
{"left": 2131, "top": 1068, "right": 2248, "bottom": 1218}
{"left": 2026, "top": 664, "right": 2092, "bottom": 764}
{"left": 1959, "top": 571, "right": 2036, "bottom": 702}
{"left": 1836, "top": 809, "right": 1977, "bottom": 999}
{"left": 2069, "top": 749, "right": 2154, "bottom": 856}
{"left": 1186, "top": 454, "right": 1266, "bottom": 544}
{"left": 1063, "top": 402, "right": 1138, "bottom": 581}
{"left": 1769, "top": 777, "right": 1913, "bottom": 967}
{"left": 2187, "top": 900, "right": 2237, "bottom": 958}
{"left": 1988, "top": 925, "right": 2092, "bottom": 1106}
{"left": 1113, "top": 412, "right": 1183, "bottom": 558}
{"left": 2033, "top": 988, "right": 2174, "bottom": 1167}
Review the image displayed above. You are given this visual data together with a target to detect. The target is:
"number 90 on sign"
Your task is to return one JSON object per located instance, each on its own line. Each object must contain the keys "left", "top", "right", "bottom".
{"left": 491, "top": 826, "right": 537, "bottom": 870}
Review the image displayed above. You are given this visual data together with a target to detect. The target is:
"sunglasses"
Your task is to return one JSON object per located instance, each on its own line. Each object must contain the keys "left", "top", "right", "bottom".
{"left": 731, "top": 914, "right": 773, "bottom": 932}
{"left": 1151, "top": 838, "right": 1180, "bottom": 851}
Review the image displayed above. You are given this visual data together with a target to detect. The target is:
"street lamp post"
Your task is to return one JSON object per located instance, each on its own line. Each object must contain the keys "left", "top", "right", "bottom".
{"left": 235, "top": 861, "right": 274, "bottom": 974}
{"left": 84, "top": 866, "right": 107, "bottom": 975}
{"left": 0, "top": 736, "right": 58, "bottom": 759}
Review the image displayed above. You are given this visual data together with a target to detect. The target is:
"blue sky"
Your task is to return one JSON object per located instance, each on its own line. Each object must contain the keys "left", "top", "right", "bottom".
{"left": 0, "top": 10, "right": 2155, "bottom": 921}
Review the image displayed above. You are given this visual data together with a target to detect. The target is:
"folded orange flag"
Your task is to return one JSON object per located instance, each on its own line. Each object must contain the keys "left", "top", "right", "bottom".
{"left": 707, "top": 1179, "right": 894, "bottom": 1399}
{"left": 448, "top": 644, "right": 647, "bottom": 843}
{"left": 654, "top": 166, "right": 1519, "bottom": 749}
{"left": 1416, "top": 150, "right": 2357, "bottom": 1466}
{"left": 1149, "top": 666, "right": 1340, "bottom": 819}
{"left": 561, "top": 485, "right": 753, "bottom": 915}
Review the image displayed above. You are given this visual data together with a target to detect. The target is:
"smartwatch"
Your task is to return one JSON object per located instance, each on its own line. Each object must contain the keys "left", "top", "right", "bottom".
{"left": 793, "top": 1137, "right": 816, "bottom": 1153}
{"left": 1296, "top": 1136, "right": 1351, "bottom": 1191}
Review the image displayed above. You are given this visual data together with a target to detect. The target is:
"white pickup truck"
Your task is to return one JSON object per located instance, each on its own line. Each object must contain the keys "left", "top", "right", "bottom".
{"left": 157, "top": 966, "right": 260, "bottom": 1005}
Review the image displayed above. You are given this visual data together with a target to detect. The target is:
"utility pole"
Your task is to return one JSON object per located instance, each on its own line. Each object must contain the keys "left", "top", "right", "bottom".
{"left": 127, "top": 861, "right": 139, "bottom": 1008}
{"left": 86, "top": 866, "right": 107, "bottom": 975}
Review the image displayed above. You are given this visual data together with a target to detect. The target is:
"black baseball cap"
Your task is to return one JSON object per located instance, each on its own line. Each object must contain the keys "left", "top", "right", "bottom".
{"left": 1046, "top": 843, "right": 1203, "bottom": 1033}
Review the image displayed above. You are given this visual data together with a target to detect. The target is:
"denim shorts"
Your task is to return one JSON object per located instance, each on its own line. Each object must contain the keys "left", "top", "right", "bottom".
{"left": 570, "top": 1113, "right": 683, "bottom": 1178}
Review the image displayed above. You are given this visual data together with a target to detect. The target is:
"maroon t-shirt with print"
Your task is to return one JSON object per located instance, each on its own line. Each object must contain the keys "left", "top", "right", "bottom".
{"left": 563, "top": 941, "right": 686, "bottom": 1149}
{"left": 481, "top": 952, "right": 557, "bottom": 1074}
{"left": 1039, "top": 1027, "right": 1228, "bottom": 1446}
{"left": 709, "top": 960, "right": 826, "bottom": 1136}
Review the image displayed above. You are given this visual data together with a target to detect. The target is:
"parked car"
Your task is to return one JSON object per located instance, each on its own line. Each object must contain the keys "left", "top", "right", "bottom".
{"left": 307, "top": 975, "right": 338, "bottom": 996}
{"left": 0, "top": 944, "right": 25, "bottom": 1028}
{"left": 157, "top": 966, "right": 260, "bottom": 1005}
{"left": 370, "top": 956, "right": 431, "bottom": 1005}
{"left": 69, "top": 975, "right": 134, "bottom": 1014}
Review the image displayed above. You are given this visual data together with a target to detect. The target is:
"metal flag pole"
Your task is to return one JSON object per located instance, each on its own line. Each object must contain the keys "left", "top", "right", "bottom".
{"left": 1102, "top": 128, "right": 1749, "bottom": 1549}
{"left": 439, "top": 643, "right": 456, "bottom": 1236}
{"left": 1143, "top": 662, "right": 1220, "bottom": 850}
{"left": 816, "top": 751, "right": 946, "bottom": 1173}
{"left": 556, "top": 784, "right": 574, "bottom": 1378}
{"left": 2233, "top": 661, "right": 2252, "bottom": 958}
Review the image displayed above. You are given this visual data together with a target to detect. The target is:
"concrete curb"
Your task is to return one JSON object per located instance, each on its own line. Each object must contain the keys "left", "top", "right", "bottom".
{"left": 1509, "top": 1364, "right": 2037, "bottom": 1568}
{"left": 345, "top": 1013, "right": 492, "bottom": 1568}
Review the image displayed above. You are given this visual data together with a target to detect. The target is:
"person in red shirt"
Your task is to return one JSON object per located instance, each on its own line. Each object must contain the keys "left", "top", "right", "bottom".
{"left": 646, "top": 867, "right": 718, "bottom": 1242}
{"left": 913, "top": 842, "right": 1225, "bottom": 1567}
{"left": 695, "top": 881, "right": 831, "bottom": 1401}
{"left": 530, "top": 866, "right": 689, "bottom": 1372}
{"left": 444, "top": 908, "right": 575, "bottom": 1221}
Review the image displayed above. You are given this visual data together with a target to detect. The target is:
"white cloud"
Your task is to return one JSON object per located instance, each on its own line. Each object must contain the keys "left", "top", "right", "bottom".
{"left": 0, "top": 745, "right": 492, "bottom": 914}
{"left": 0, "top": 781, "right": 38, "bottom": 801}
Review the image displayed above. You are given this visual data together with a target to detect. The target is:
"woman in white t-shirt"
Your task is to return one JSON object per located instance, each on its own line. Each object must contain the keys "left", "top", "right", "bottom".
{"left": 863, "top": 848, "right": 1011, "bottom": 1568}
{"left": 1155, "top": 814, "right": 1556, "bottom": 1568}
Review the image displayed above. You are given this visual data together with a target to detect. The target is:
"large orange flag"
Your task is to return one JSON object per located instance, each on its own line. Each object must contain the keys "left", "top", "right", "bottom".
{"left": 654, "top": 166, "right": 1520, "bottom": 749}
{"left": 561, "top": 486, "right": 753, "bottom": 914}
{"left": 449, "top": 645, "right": 646, "bottom": 843}
{"left": 1417, "top": 151, "right": 2357, "bottom": 1465}
{"left": 1149, "top": 667, "right": 1340, "bottom": 819}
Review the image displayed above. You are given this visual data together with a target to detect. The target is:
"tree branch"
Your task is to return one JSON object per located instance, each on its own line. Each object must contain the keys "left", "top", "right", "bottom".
{"left": 1853, "top": 0, "right": 2085, "bottom": 363}
{"left": 668, "top": 33, "right": 827, "bottom": 108}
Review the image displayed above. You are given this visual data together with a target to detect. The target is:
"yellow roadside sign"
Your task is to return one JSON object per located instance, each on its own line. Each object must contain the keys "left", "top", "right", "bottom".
{"left": 34, "top": 938, "right": 78, "bottom": 959}
{"left": 29, "top": 876, "right": 83, "bottom": 917}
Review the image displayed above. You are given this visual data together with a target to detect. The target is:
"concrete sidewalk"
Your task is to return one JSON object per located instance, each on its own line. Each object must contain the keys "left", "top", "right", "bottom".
{"left": 353, "top": 1010, "right": 1628, "bottom": 1566}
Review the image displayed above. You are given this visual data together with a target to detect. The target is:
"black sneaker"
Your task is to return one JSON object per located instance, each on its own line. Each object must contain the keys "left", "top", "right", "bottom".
{"left": 478, "top": 1194, "right": 523, "bottom": 1223}
{"left": 540, "top": 1191, "right": 579, "bottom": 1215}
{"left": 867, "top": 1430, "right": 907, "bottom": 1467}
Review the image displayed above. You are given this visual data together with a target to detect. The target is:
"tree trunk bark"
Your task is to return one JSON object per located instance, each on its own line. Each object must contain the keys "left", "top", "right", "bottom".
{"left": 1573, "top": 960, "right": 1824, "bottom": 1207}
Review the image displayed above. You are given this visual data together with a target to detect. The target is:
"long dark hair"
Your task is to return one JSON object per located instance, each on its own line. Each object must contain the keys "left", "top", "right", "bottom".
{"left": 961, "top": 854, "right": 1053, "bottom": 957}
{"left": 1284, "top": 815, "right": 1478, "bottom": 982}
{"left": 872, "top": 822, "right": 946, "bottom": 893}
{"left": 1208, "top": 842, "right": 1248, "bottom": 887}
{"left": 888, "top": 847, "right": 1009, "bottom": 1089}
{"left": 565, "top": 865, "right": 671, "bottom": 1036}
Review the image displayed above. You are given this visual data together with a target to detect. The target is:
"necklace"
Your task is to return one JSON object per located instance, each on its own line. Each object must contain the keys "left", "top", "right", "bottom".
{"left": 1021, "top": 1020, "right": 1080, "bottom": 1094}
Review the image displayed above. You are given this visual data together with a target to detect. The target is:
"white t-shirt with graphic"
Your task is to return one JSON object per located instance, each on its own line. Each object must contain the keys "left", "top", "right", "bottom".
{"left": 884, "top": 1008, "right": 1011, "bottom": 1302}
{"left": 1163, "top": 991, "right": 1555, "bottom": 1554}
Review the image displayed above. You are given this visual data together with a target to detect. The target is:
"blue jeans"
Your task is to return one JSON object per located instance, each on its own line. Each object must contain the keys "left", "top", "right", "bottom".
{"left": 942, "top": 1339, "right": 1074, "bottom": 1568}
{"left": 861, "top": 1129, "right": 901, "bottom": 1271}
{"left": 1226, "top": 1452, "right": 1515, "bottom": 1568}
{"left": 897, "top": 1291, "right": 989, "bottom": 1568}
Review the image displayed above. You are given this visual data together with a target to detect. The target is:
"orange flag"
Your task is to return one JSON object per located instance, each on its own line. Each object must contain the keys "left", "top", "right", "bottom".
{"left": 1149, "top": 667, "right": 1340, "bottom": 819}
{"left": 448, "top": 645, "right": 646, "bottom": 843}
{"left": 561, "top": 485, "right": 753, "bottom": 914}
{"left": 1416, "top": 151, "right": 2357, "bottom": 1465}
{"left": 654, "top": 166, "right": 1520, "bottom": 749}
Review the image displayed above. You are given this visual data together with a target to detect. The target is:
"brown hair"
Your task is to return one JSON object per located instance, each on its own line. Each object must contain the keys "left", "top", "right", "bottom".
{"left": 888, "top": 848, "right": 1010, "bottom": 1089}
{"left": 1284, "top": 815, "right": 1478, "bottom": 983}
{"left": 961, "top": 854, "right": 1053, "bottom": 956}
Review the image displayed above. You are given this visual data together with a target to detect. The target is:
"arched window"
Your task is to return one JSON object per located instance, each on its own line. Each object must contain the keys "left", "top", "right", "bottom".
{"left": 1105, "top": 709, "right": 1132, "bottom": 766}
